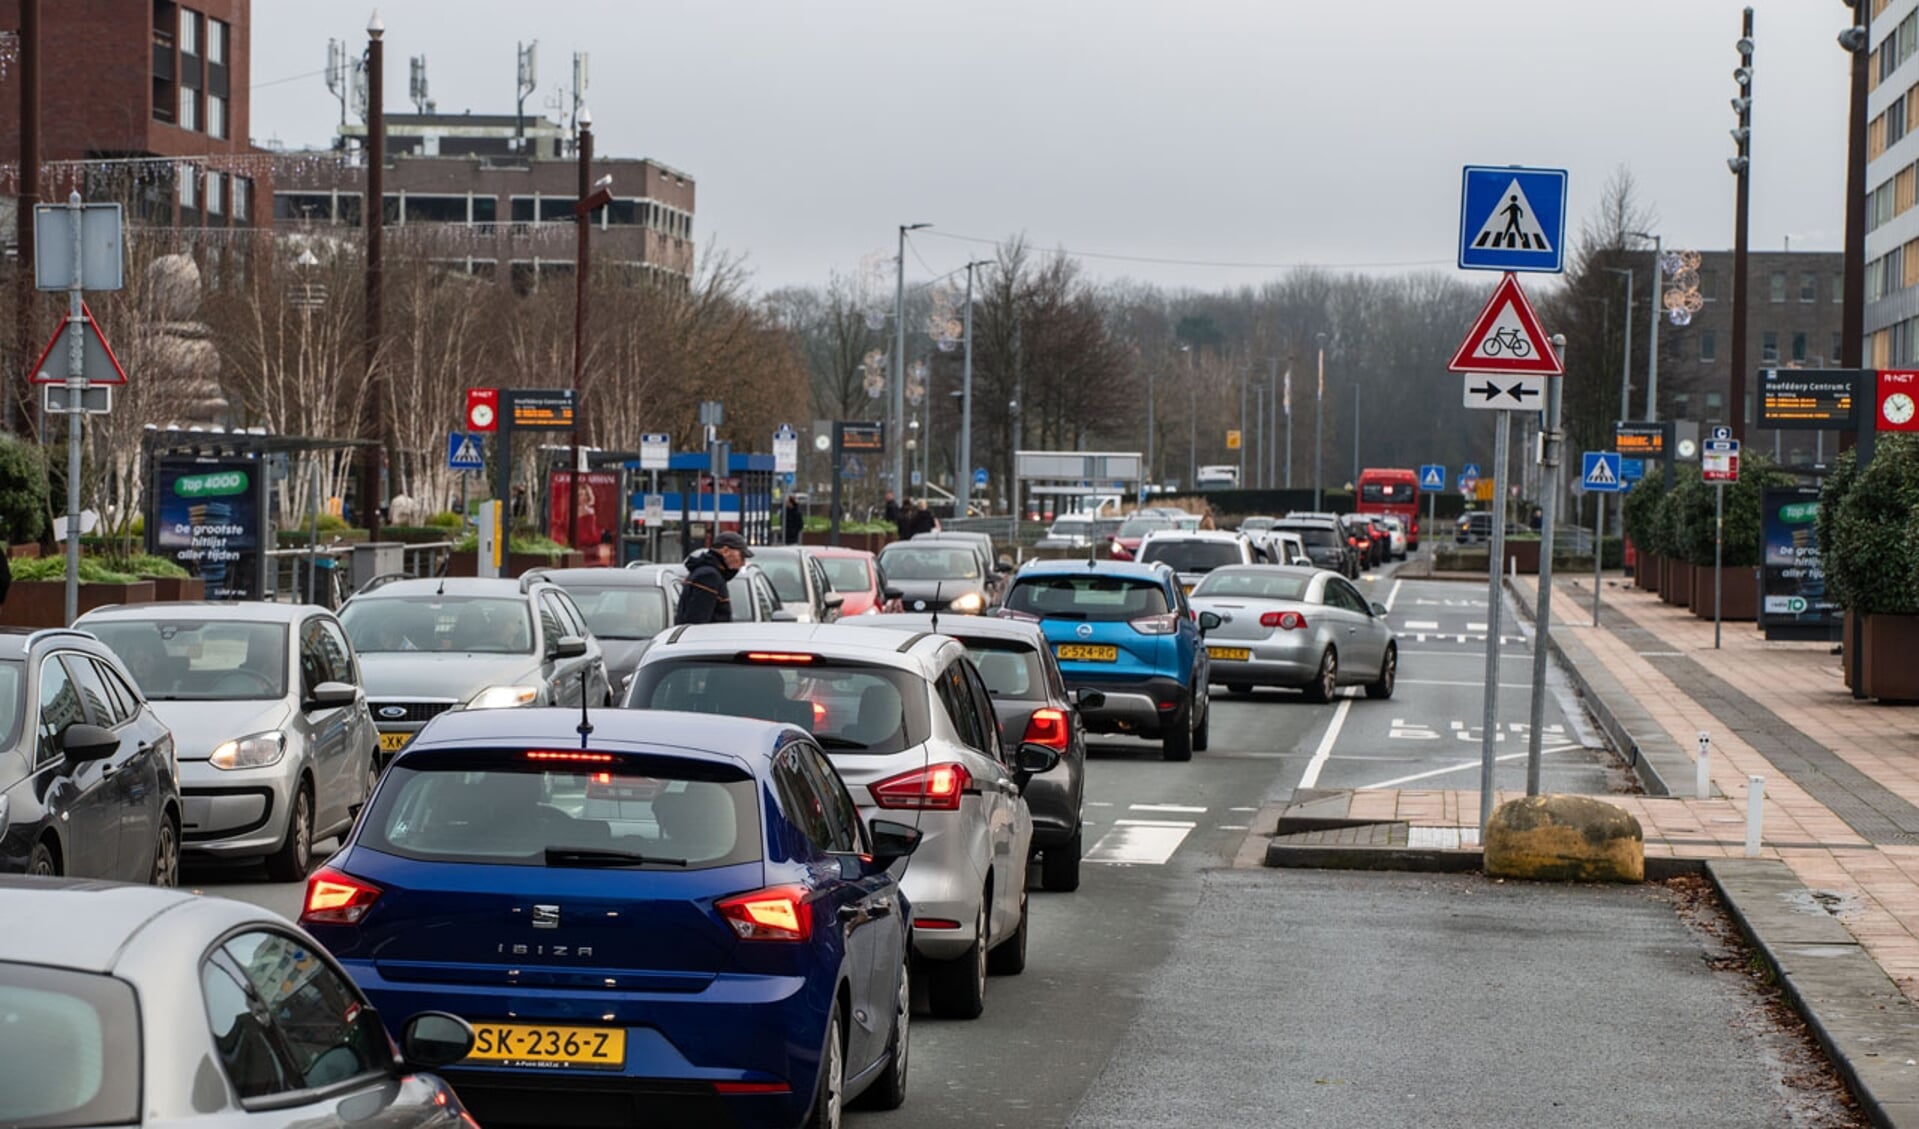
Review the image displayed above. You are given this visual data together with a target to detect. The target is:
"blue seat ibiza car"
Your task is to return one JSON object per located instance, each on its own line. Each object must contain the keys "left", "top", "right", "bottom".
{"left": 998, "top": 559, "right": 1219, "bottom": 761}
{"left": 301, "top": 707, "right": 921, "bottom": 1129}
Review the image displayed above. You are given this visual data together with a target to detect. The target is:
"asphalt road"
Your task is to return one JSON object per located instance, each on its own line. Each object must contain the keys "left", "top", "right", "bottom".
{"left": 187, "top": 562, "right": 1848, "bottom": 1127}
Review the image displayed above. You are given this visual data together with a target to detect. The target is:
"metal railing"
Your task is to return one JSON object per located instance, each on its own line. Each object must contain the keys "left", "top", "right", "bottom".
{"left": 263, "top": 540, "right": 458, "bottom": 608}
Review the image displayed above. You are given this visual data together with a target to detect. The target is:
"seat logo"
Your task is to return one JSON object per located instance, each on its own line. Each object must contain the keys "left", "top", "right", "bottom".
{"left": 378, "top": 706, "right": 407, "bottom": 719}
{"left": 532, "top": 904, "right": 560, "bottom": 929}
{"left": 1075, "top": 623, "right": 1094, "bottom": 639}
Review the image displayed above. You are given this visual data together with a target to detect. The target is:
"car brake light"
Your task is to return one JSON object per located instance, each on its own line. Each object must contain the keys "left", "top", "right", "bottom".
{"left": 742, "top": 652, "right": 817, "bottom": 664}
{"left": 1260, "top": 610, "right": 1307, "bottom": 630}
{"left": 717, "top": 885, "right": 812, "bottom": 942}
{"left": 1023, "top": 707, "right": 1069, "bottom": 751}
{"left": 1130, "top": 613, "right": 1180, "bottom": 635}
{"left": 870, "top": 763, "right": 971, "bottom": 811}
{"left": 527, "top": 750, "right": 617, "bottom": 764}
{"left": 303, "top": 867, "right": 382, "bottom": 925}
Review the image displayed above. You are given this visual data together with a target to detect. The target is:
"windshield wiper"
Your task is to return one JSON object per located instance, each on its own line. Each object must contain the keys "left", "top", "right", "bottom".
{"left": 813, "top": 735, "right": 873, "bottom": 750}
{"left": 543, "top": 847, "right": 686, "bottom": 868}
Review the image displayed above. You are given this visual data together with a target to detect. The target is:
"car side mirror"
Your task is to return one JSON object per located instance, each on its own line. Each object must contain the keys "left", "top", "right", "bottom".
{"left": 882, "top": 586, "right": 904, "bottom": 601}
{"left": 307, "top": 681, "right": 358, "bottom": 709}
{"left": 1371, "top": 601, "right": 1389, "bottom": 617}
{"left": 995, "top": 558, "right": 1014, "bottom": 573}
{"left": 398, "top": 1011, "right": 476, "bottom": 1072}
{"left": 867, "top": 818, "right": 923, "bottom": 868}
{"left": 1292, "top": 557, "right": 1315, "bottom": 568}
{"left": 59, "top": 723, "right": 118, "bottom": 763}
{"left": 548, "top": 635, "right": 589, "bottom": 660}
{"left": 823, "top": 590, "right": 845, "bottom": 607}
{"left": 1074, "top": 688, "right": 1106, "bottom": 711}
{"left": 1014, "top": 742, "right": 1060, "bottom": 777}
{"left": 769, "top": 608, "right": 800, "bottom": 623}
{"left": 1197, "top": 611, "right": 1223, "bottom": 632}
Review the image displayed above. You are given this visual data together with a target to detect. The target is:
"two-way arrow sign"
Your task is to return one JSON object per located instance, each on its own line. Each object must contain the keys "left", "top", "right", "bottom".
{"left": 1462, "top": 374, "right": 1546, "bottom": 411}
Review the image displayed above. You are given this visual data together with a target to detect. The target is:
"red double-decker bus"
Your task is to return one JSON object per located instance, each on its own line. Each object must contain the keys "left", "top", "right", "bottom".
{"left": 1356, "top": 467, "right": 1421, "bottom": 548}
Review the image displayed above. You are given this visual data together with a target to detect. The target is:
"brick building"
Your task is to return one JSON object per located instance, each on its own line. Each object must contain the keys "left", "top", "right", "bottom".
{"left": 0, "top": 0, "right": 269, "bottom": 227}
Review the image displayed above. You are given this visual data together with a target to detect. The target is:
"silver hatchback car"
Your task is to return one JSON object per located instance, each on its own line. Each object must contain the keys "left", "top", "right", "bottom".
{"left": 79, "top": 603, "right": 380, "bottom": 882}
{"left": 627, "top": 622, "right": 1057, "bottom": 1020}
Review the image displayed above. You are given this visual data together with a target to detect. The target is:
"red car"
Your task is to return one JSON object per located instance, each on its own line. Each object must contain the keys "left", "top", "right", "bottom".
{"left": 1109, "top": 514, "right": 1176, "bottom": 560}
{"left": 802, "top": 546, "right": 902, "bottom": 616}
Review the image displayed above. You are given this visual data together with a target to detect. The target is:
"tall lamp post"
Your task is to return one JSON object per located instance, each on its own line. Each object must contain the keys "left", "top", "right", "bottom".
{"left": 1840, "top": 1, "right": 1870, "bottom": 426}
{"left": 567, "top": 107, "right": 612, "bottom": 552}
{"left": 1181, "top": 344, "right": 1196, "bottom": 490}
{"left": 892, "top": 223, "right": 930, "bottom": 495}
{"left": 959, "top": 259, "right": 989, "bottom": 514}
{"left": 1627, "top": 231, "right": 1663, "bottom": 419}
{"left": 1729, "top": 12, "right": 1754, "bottom": 442}
{"left": 359, "top": 10, "right": 386, "bottom": 539}
{"left": 1314, "top": 333, "right": 1326, "bottom": 510}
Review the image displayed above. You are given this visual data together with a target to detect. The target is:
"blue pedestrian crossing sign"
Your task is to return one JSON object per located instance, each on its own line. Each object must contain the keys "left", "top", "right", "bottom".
{"left": 1458, "top": 166, "right": 1568, "bottom": 274}
{"left": 1418, "top": 464, "right": 1446, "bottom": 491}
{"left": 447, "top": 432, "right": 485, "bottom": 471}
{"left": 1581, "top": 451, "right": 1627, "bottom": 493}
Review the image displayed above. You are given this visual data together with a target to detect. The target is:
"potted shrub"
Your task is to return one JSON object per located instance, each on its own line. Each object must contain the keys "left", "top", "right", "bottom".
{"left": 1820, "top": 450, "right": 1861, "bottom": 687}
{"left": 1827, "top": 435, "right": 1919, "bottom": 701}
{"left": 1655, "top": 465, "right": 1701, "bottom": 607}
{"left": 1679, "top": 454, "right": 1787, "bottom": 622}
{"left": 1623, "top": 467, "right": 1666, "bottom": 593}
{"left": 1, "top": 557, "right": 156, "bottom": 628}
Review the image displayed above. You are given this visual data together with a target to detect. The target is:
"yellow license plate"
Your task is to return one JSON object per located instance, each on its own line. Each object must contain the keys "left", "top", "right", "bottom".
{"left": 1056, "top": 644, "right": 1118, "bottom": 662}
{"left": 1208, "top": 647, "right": 1252, "bottom": 661}
{"left": 378, "top": 732, "right": 412, "bottom": 753}
{"left": 467, "top": 1023, "right": 626, "bottom": 1070}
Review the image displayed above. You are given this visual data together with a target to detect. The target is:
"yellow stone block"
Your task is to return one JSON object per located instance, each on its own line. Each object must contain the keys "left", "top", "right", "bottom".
{"left": 1483, "top": 794, "right": 1644, "bottom": 883}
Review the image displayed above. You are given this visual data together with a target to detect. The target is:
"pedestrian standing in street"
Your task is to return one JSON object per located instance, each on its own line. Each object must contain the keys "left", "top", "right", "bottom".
{"left": 884, "top": 490, "right": 905, "bottom": 540}
{"left": 676, "top": 531, "right": 752, "bottom": 625}
{"left": 783, "top": 495, "right": 804, "bottom": 545}
{"left": 906, "top": 501, "right": 938, "bottom": 539}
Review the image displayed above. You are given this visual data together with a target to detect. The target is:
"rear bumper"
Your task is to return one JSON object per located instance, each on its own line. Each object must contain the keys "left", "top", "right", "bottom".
{"left": 1063, "top": 674, "right": 1188, "bottom": 737}
{"left": 1207, "top": 655, "right": 1319, "bottom": 686}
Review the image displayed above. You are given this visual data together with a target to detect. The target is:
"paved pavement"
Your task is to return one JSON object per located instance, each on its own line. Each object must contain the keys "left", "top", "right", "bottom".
{"left": 1264, "top": 568, "right": 1919, "bottom": 1126}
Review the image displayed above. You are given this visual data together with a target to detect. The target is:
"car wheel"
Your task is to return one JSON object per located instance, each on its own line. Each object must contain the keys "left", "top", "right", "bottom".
{"left": 150, "top": 813, "right": 180, "bottom": 888}
{"left": 1040, "top": 829, "right": 1082, "bottom": 893}
{"left": 27, "top": 839, "right": 58, "bottom": 878}
{"left": 265, "top": 782, "right": 314, "bottom": 883}
{"left": 1226, "top": 683, "right": 1252, "bottom": 696}
{"left": 1304, "top": 649, "right": 1338, "bottom": 704}
{"left": 1366, "top": 644, "right": 1398, "bottom": 700}
{"left": 987, "top": 887, "right": 1028, "bottom": 975}
{"left": 1161, "top": 699, "right": 1194, "bottom": 762}
{"left": 854, "top": 955, "right": 910, "bottom": 1111}
{"left": 926, "top": 899, "right": 988, "bottom": 1019}
{"left": 1192, "top": 693, "right": 1210, "bottom": 752}
{"left": 802, "top": 1002, "right": 845, "bottom": 1129}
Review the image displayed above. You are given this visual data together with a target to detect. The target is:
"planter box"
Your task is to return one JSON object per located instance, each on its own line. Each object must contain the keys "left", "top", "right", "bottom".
{"left": 1636, "top": 549, "right": 1660, "bottom": 593}
{"left": 0, "top": 580, "right": 157, "bottom": 628}
{"left": 1844, "top": 613, "right": 1856, "bottom": 690}
{"left": 1661, "top": 559, "right": 1694, "bottom": 607}
{"left": 1862, "top": 614, "right": 1919, "bottom": 703}
{"left": 143, "top": 576, "right": 206, "bottom": 601}
{"left": 1504, "top": 540, "right": 1541, "bottom": 575}
{"left": 1688, "top": 564, "right": 1758, "bottom": 622}
{"left": 445, "top": 550, "right": 586, "bottom": 578}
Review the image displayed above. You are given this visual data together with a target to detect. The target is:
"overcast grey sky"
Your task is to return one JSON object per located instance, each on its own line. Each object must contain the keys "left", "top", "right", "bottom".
{"left": 249, "top": 1, "right": 1851, "bottom": 293}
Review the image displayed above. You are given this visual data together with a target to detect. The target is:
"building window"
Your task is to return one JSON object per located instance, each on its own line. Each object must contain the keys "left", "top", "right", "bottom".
{"left": 206, "top": 171, "right": 222, "bottom": 215}
{"left": 1792, "top": 331, "right": 1808, "bottom": 362}
{"left": 1834, "top": 272, "right": 1844, "bottom": 303}
{"left": 1762, "top": 331, "right": 1779, "bottom": 363}
{"left": 1800, "top": 272, "right": 1817, "bottom": 302}
{"left": 178, "top": 85, "right": 197, "bottom": 131}
{"left": 177, "top": 164, "right": 196, "bottom": 208}
{"left": 179, "top": 8, "right": 197, "bottom": 56}
{"left": 1892, "top": 95, "right": 1910, "bottom": 147}
{"left": 208, "top": 17, "right": 225, "bottom": 64}
{"left": 1769, "top": 271, "right": 1786, "bottom": 302}
{"left": 1833, "top": 332, "right": 1844, "bottom": 360}
{"left": 233, "top": 176, "right": 249, "bottom": 222}
{"left": 1701, "top": 331, "right": 1717, "bottom": 362}
{"left": 208, "top": 93, "right": 226, "bottom": 139}
{"left": 1698, "top": 268, "right": 1718, "bottom": 302}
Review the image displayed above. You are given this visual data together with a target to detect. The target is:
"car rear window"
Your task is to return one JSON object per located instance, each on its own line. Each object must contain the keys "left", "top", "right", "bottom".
{"left": 816, "top": 557, "right": 872, "bottom": 592}
{"left": 557, "top": 585, "right": 668, "bottom": 640}
{"left": 1192, "top": 570, "right": 1311, "bottom": 600}
{"left": 1117, "top": 517, "right": 1172, "bottom": 538}
{"left": 1002, "top": 576, "right": 1170, "bottom": 621}
{"left": 628, "top": 659, "right": 930, "bottom": 755}
{"left": 1278, "top": 524, "right": 1341, "bottom": 548}
{"left": 1138, "top": 540, "right": 1244, "bottom": 574}
{"left": 0, "top": 962, "right": 140, "bottom": 1129}
{"left": 962, "top": 643, "right": 1046, "bottom": 698}
{"left": 362, "top": 751, "right": 761, "bottom": 869}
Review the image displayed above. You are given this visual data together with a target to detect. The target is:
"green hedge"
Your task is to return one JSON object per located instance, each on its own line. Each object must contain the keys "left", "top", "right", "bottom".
{"left": 1825, "top": 434, "right": 1919, "bottom": 615}
{"left": 1622, "top": 466, "right": 1668, "bottom": 557}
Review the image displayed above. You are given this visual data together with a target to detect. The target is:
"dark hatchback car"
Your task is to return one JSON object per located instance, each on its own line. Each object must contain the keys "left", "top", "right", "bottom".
{"left": 1273, "top": 519, "right": 1356, "bottom": 578}
{"left": 876, "top": 540, "right": 998, "bottom": 616}
{"left": 840, "top": 613, "right": 1094, "bottom": 892}
{"left": 533, "top": 566, "right": 676, "bottom": 692}
{"left": 0, "top": 627, "right": 181, "bottom": 885}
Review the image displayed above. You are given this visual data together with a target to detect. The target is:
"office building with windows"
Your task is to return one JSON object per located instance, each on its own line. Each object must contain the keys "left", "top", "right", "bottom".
{"left": 1865, "top": 0, "right": 1919, "bottom": 365}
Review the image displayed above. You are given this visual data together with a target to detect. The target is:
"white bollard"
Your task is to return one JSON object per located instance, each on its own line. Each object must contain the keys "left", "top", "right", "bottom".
{"left": 1696, "top": 731, "right": 1712, "bottom": 801}
{"left": 1744, "top": 774, "right": 1765, "bottom": 857}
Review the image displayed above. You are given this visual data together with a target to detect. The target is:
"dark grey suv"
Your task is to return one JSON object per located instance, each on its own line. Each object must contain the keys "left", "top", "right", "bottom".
{"left": 338, "top": 577, "right": 611, "bottom": 763}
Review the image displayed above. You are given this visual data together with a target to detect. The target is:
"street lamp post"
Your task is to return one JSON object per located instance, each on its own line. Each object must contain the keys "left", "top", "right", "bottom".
{"left": 1184, "top": 345, "right": 1196, "bottom": 491}
{"left": 1840, "top": 1, "right": 1870, "bottom": 399}
{"left": 1604, "top": 268, "right": 1634, "bottom": 421}
{"left": 892, "top": 223, "right": 930, "bottom": 496}
{"left": 960, "top": 259, "right": 988, "bottom": 515}
{"left": 1314, "top": 333, "right": 1326, "bottom": 510}
{"left": 1729, "top": 11, "right": 1754, "bottom": 442}
{"left": 1145, "top": 368, "right": 1156, "bottom": 488}
{"left": 1351, "top": 383, "right": 1362, "bottom": 486}
{"left": 567, "top": 108, "right": 612, "bottom": 553}
{"left": 359, "top": 10, "right": 386, "bottom": 538}
{"left": 1628, "top": 231, "right": 1663, "bottom": 419}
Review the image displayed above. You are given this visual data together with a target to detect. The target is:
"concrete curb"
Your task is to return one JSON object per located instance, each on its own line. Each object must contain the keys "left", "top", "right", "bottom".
{"left": 1706, "top": 858, "right": 1919, "bottom": 1129}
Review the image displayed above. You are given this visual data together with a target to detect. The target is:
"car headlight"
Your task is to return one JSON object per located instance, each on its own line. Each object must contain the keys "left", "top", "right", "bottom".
{"left": 949, "top": 591, "right": 986, "bottom": 614}
{"left": 467, "top": 685, "right": 541, "bottom": 710}
{"left": 209, "top": 732, "right": 287, "bottom": 771}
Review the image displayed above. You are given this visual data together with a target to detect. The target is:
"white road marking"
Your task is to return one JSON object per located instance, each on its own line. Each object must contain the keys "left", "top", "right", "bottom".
{"left": 1130, "top": 803, "right": 1207, "bottom": 813}
{"left": 1396, "top": 679, "right": 1532, "bottom": 689}
{"left": 1385, "top": 579, "right": 1404, "bottom": 612}
{"left": 1217, "top": 825, "right": 1249, "bottom": 831}
{"left": 1359, "top": 743, "right": 1587, "bottom": 789}
{"left": 1467, "top": 622, "right": 1488, "bottom": 631}
{"left": 1086, "top": 801, "right": 1116, "bottom": 807}
{"left": 1402, "top": 620, "right": 1440, "bottom": 630}
{"left": 1086, "top": 819, "right": 1195, "bottom": 865}
{"left": 1228, "top": 806, "right": 1259, "bottom": 813}
{"left": 1295, "top": 696, "right": 1355, "bottom": 789}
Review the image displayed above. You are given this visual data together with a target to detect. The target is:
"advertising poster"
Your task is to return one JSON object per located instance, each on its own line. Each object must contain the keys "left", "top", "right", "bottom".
{"left": 1760, "top": 485, "right": 1840, "bottom": 636}
{"left": 152, "top": 458, "right": 262, "bottom": 600}
{"left": 548, "top": 471, "right": 622, "bottom": 564}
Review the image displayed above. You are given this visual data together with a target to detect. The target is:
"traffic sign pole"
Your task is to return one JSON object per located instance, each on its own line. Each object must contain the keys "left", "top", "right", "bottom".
{"left": 1526, "top": 335, "right": 1566, "bottom": 797}
{"left": 1593, "top": 485, "right": 1605, "bottom": 629}
{"left": 62, "top": 192, "right": 83, "bottom": 626}
{"left": 1715, "top": 482, "right": 1725, "bottom": 650}
{"left": 1480, "top": 411, "right": 1510, "bottom": 832}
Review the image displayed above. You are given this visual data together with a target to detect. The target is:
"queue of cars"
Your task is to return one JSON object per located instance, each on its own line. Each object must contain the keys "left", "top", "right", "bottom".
{"left": 2, "top": 519, "right": 1400, "bottom": 1129}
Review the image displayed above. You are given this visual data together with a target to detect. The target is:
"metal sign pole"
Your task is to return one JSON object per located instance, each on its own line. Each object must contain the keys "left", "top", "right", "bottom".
{"left": 62, "top": 191, "right": 83, "bottom": 626}
{"left": 1593, "top": 485, "right": 1605, "bottom": 628}
{"left": 1526, "top": 337, "right": 1566, "bottom": 796}
{"left": 1480, "top": 410, "right": 1511, "bottom": 831}
{"left": 1714, "top": 482, "right": 1725, "bottom": 649}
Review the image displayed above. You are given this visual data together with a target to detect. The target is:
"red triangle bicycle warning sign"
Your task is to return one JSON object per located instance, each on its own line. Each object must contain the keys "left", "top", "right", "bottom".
{"left": 1447, "top": 273, "right": 1562, "bottom": 376}
{"left": 28, "top": 302, "right": 128, "bottom": 385}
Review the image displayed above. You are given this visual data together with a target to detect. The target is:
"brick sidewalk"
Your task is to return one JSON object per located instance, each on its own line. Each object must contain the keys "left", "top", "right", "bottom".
{"left": 1351, "top": 571, "right": 1919, "bottom": 1002}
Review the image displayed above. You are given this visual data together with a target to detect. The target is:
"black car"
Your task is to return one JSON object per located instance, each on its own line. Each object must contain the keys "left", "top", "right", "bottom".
{"left": 841, "top": 612, "right": 1094, "bottom": 891}
{"left": 877, "top": 539, "right": 1001, "bottom": 616}
{"left": 1275, "top": 519, "right": 1358, "bottom": 578}
{"left": 0, "top": 627, "right": 181, "bottom": 885}
{"left": 1338, "top": 514, "right": 1383, "bottom": 570}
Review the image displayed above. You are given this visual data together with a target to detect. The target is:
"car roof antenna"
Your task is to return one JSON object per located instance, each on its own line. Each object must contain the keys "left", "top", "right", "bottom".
{"left": 929, "top": 582, "right": 941, "bottom": 634}
{"left": 577, "top": 668, "right": 594, "bottom": 747}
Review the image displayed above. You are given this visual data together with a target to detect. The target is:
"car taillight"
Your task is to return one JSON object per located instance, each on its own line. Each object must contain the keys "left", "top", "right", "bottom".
{"left": 716, "top": 886, "right": 812, "bottom": 942}
{"left": 870, "top": 763, "right": 971, "bottom": 811}
{"left": 1023, "top": 707, "right": 1069, "bottom": 750}
{"left": 1130, "top": 612, "right": 1180, "bottom": 635}
{"left": 1260, "top": 610, "right": 1308, "bottom": 630}
{"left": 303, "top": 867, "right": 382, "bottom": 925}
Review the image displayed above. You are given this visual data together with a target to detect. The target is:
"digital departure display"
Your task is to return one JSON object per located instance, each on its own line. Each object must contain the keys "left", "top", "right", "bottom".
{"left": 1757, "top": 369, "right": 1859, "bottom": 430}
